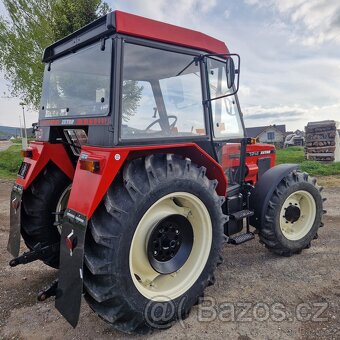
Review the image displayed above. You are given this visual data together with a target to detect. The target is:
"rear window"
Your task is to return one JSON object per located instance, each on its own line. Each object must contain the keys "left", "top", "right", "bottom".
{"left": 40, "top": 42, "right": 112, "bottom": 118}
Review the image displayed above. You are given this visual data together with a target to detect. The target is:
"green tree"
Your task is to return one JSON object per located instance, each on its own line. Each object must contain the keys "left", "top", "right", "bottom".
{"left": 51, "top": 0, "right": 110, "bottom": 41}
{"left": 0, "top": 0, "right": 110, "bottom": 109}
{"left": 122, "top": 81, "right": 144, "bottom": 122}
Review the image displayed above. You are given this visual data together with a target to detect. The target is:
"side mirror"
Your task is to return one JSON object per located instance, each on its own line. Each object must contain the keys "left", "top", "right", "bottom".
{"left": 226, "top": 57, "right": 235, "bottom": 89}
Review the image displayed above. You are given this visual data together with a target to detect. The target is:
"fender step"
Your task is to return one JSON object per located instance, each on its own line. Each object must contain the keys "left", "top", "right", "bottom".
{"left": 230, "top": 209, "right": 254, "bottom": 221}
{"left": 227, "top": 232, "right": 255, "bottom": 245}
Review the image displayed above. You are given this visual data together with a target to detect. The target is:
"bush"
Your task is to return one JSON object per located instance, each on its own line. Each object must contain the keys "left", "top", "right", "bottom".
{"left": 0, "top": 145, "right": 22, "bottom": 179}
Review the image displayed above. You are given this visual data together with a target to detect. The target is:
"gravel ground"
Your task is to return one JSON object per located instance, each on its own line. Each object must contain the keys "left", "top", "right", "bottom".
{"left": 0, "top": 179, "right": 339, "bottom": 340}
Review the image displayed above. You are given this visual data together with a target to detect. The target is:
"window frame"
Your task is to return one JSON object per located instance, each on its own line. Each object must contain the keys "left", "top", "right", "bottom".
{"left": 117, "top": 36, "right": 211, "bottom": 146}
{"left": 204, "top": 56, "right": 246, "bottom": 142}
{"left": 39, "top": 39, "right": 114, "bottom": 120}
{"left": 267, "top": 131, "right": 275, "bottom": 141}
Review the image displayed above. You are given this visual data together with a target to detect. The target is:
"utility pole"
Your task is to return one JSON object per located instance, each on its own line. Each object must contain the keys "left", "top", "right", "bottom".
{"left": 18, "top": 115, "right": 22, "bottom": 138}
{"left": 19, "top": 102, "right": 27, "bottom": 149}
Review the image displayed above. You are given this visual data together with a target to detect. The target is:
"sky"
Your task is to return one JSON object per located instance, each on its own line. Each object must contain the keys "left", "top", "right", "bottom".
{"left": 0, "top": 0, "right": 340, "bottom": 131}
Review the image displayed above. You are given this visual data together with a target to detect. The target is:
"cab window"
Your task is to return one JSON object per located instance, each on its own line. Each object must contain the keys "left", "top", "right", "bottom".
{"left": 121, "top": 43, "right": 205, "bottom": 139}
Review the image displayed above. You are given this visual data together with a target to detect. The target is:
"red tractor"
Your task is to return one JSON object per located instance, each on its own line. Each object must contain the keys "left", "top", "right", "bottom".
{"left": 7, "top": 11, "right": 324, "bottom": 334}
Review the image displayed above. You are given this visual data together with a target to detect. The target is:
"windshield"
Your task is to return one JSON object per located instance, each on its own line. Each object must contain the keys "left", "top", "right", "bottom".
{"left": 40, "top": 42, "right": 111, "bottom": 118}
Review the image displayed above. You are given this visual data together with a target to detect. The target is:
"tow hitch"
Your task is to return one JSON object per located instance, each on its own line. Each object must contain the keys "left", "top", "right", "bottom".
{"left": 9, "top": 242, "right": 60, "bottom": 267}
{"left": 37, "top": 280, "right": 59, "bottom": 301}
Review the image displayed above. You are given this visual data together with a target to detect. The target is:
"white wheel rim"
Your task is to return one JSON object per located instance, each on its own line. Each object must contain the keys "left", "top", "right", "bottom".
{"left": 129, "top": 192, "right": 212, "bottom": 300}
{"left": 279, "top": 190, "right": 316, "bottom": 241}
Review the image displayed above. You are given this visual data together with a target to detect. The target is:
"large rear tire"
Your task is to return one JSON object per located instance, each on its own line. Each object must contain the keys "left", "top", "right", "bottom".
{"left": 83, "top": 154, "right": 226, "bottom": 334}
{"left": 258, "top": 170, "right": 324, "bottom": 256}
{"left": 21, "top": 163, "right": 71, "bottom": 268}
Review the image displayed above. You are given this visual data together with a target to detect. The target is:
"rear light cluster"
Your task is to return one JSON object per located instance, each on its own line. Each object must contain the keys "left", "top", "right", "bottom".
{"left": 64, "top": 129, "right": 88, "bottom": 156}
{"left": 79, "top": 153, "right": 101, "bottom": 173}
{"left": 79, "top": 159, "right": 100, "bottom": 173}
{"left": 21, "top": 148, "right": 33, "bottom": 158}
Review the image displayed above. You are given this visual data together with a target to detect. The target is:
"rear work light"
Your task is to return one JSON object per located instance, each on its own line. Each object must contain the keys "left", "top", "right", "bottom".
{"left": 64, "top": 129, "right": 88, "bottom": 156}
{"left": 79, "top": 158, "right": 100, "bottom": 173}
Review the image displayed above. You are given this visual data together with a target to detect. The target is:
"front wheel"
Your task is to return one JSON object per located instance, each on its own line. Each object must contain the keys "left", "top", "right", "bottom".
{"left": 258, "top": 170, "right": 324, "bottom": 256}
{"left": 83, "top": 154, "right": 226, "bottom": 333}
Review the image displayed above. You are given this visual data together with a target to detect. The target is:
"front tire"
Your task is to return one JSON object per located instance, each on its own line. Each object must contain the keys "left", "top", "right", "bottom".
{"left": 83, "top": 154, "right": 226, "bottom": 333}
{"left": 258, "top": 170, "right": 324, "bottom": 256}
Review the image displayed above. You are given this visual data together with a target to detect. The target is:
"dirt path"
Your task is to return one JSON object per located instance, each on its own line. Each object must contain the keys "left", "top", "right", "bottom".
{"left": 0, "top": 179, "right": 339, "bottom": 340}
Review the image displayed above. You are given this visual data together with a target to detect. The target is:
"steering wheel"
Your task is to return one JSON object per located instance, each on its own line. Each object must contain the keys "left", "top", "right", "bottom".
{"left": 145, "top": 115, "right": 178, "bottom": 131}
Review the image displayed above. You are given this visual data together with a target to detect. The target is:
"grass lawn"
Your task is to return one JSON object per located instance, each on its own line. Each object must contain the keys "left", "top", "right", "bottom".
{"left": 276, "top": 146, "right": 340, "bottom": 176}
{"left": 0, "top": 144, "right": 22, "bottom": 179}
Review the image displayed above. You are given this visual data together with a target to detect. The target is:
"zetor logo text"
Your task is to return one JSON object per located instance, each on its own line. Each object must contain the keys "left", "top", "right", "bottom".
{"left": 248, "top": 150, "right": 272, "bottom": 157}
{"left": 61, "top": 119, "right": 75, "bottom": 125}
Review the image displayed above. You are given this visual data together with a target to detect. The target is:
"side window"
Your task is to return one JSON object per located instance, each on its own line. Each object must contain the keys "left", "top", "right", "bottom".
{"left": 160, "top": 73, "right": 205, "bottom": 135}
{"left": 121, "top": 81, "right": 160, "bottom": 138}
{"left": 120, "top": 43, "right": 205, "bottom": 140}
{"left": 207, "top": 58, "right": 244, "bottom": 139}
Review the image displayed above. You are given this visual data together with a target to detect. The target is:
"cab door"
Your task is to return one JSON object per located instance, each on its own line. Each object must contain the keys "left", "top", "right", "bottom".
{"left": 206, "top": 56, "right": 245, "bottom": 186}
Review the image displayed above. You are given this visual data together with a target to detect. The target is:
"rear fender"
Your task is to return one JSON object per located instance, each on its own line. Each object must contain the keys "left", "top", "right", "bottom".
{"left": 16, "top": 141, "right": 75, "bottom": 189}
{"left": 66, "top": 142, "right": 227, "bottom": 219}
{"left": 249, "top": 164, "right": 299, "bottom": 228}
{"left": 7, "top": 142, "right": 74, "bottom": 257}
{"left": 56, "top": 142, "right": 227, "bottom": 327}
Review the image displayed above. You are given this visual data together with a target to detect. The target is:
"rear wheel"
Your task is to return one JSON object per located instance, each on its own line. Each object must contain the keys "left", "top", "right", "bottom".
{"left": 258, "top": 170, "right": 323, "bottom": 256}
{"left": 21, "top": 163, "right": 71, "bottom": 268}
{"left": 83, "top": 154, "right": 226, "bottom": 333}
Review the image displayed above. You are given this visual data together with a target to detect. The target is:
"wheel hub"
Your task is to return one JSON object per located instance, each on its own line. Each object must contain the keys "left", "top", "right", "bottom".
{"left": 147, "top": 214, "right": 193, "bottom": 274}
{"left": 279, "top": 190, "right": 317, "bottom": 241}
{"left": 284, "top": 203, "right": 301, "bottom": 223}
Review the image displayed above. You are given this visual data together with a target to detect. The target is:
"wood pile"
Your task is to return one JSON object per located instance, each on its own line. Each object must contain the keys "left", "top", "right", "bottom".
{"left": 305, "top": 120, "right": 340, "bottom": 162}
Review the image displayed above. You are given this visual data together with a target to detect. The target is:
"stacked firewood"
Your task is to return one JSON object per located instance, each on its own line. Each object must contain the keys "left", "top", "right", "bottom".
{"left": 305, "top": 120, "right": 339, "bottom": 162}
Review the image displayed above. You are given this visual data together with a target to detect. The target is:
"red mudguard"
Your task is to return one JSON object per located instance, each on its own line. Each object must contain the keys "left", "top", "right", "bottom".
{"left": 67, "top": 143, "right": 227, "bottom": 219}
{"left": 7, "top": 142, "right": 75, "bottom": 257}
{"left": 16, "top": 141, "right": 75, "bottom": 188}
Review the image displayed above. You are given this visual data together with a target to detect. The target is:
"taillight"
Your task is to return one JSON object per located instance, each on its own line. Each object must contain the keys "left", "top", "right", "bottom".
{"left": 21, "top": 148, "right": 33, "bottom": 158}
{"left": 79, "top": 158, "right": 100, "bottom": 173}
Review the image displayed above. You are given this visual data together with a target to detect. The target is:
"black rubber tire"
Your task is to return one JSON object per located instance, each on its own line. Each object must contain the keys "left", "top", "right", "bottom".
{"left": 259, "top": 170, "right": 324, "bottom": 256}
{"left": 83, "top": 154, "right": 226, "bottom": 334}
{"left": 21, "top": 162, "right": 71, "bottom": 268}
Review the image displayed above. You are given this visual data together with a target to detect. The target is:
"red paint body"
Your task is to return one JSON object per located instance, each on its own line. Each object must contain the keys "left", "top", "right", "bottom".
{"left": 17, "top": 141, "right": 275, "bottom": 219}
{"left": 17, "top": 142, "right": 74, "bottom": 189}
{"left": 222, "top": 143, "right": 276, "bottom": 184}
{"left": 115, "top": 11, "right": 229, "bottom": 55}
{"left": 18, "top": 143, "right": 227, "bottom": 219}
{"left": 68, "top": 143, "right": 227, "bottom": 218}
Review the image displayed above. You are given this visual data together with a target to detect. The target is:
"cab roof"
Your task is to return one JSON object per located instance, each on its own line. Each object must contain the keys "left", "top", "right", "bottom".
{"left": 43, "top": 10, "right": 229, "bottom": 62}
